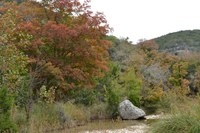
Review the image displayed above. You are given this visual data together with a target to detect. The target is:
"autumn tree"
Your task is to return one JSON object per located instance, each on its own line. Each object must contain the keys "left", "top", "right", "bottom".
{"left": 0, "top": 7, "right": 28, "bottom": 131}
{"left": 137, "top": 40, "right": 177, "bottom": 104}
{"left": 138, "top": 39, "right": 159, "bottom": 52}
{"left": 169, "top": 61, "right": 190, "bottom": 95}
{"left": 0, "top": 5, "right": 28, "bottom": 92}
{"left": 1, "top": 0, "right": 111, "bottom": 96}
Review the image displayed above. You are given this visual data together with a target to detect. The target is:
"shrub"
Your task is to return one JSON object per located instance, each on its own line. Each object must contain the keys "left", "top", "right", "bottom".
{"left": 88, "top": 102, "right": 108, "bottom": 120}
{"left": 121, "top": 69, "right": 142, "bottom": 107}
{"left": 128, "top": 80, "right": 142, "bottom": 107}
{"left": 0, "top": 87, "right": 17, "bottom": 132}
{"left": 39, "top": 85, "right": 55, "bottom": 104}
{"left": 106, "top": 90, "right": 120, "bottom": 118}
{"left": 74, "top": 89, "right": 97, "bottom": 106}
{"left": 103, "top": 68, "right": 143, "bottom": 118}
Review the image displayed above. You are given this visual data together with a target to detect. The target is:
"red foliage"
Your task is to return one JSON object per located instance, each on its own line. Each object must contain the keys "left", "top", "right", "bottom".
{"left": 6, "top": 0, "right": 111, "bottom": 91}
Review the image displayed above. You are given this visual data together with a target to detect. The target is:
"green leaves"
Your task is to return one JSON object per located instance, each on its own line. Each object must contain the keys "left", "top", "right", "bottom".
{"left": 0, "top": 87, "right": 17, "bottom": 132}
{"left": 0, "top": 44, "right": 28, "bottom": 91}
{"left": 120, "top": 69, "right": 142, "bottom": 106}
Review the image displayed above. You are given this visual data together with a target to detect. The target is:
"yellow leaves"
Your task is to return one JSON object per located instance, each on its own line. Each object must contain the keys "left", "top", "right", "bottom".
{"left": 0, "top": 44, "right": 28, "bottom": 91}
{"left": 39, "top": 85, "right": 56, "bottom": 104}
{"left": 144, "top": 85, "right": 164, "bottom": 103}
{"left": 168, "top": 61, "right": 190, "bottom": 95}
{"left": 15, "top": 32, "right": 33, "bottom": 48}
{"left": 173, "top": 86, "right": 190, "bottom": 96}
{"left": 120, "top": 68, "right": 137, "bottom": 82}
{"left": 0, "top": 5, "right": 29, "bottom": 92}
{"left": 172, "top": 61, "right": 189, "bottom": 77}
{"left": 169, "top": 61, "right": 189, "bottom": 87}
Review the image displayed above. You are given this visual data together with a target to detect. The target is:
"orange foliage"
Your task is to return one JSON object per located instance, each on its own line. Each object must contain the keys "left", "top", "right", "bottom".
{"left": 1, "top": 0, "right": 111, "bottom": 91}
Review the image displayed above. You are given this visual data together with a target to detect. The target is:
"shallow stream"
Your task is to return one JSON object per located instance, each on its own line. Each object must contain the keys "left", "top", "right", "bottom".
{"left": 66, "top": 115, "right": 161, "bottom": 133}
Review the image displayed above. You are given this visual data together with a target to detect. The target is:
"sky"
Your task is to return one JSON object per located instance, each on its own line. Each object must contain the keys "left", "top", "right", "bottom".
{"left": 89, "top": 0, "right": 200, "bottom": 43}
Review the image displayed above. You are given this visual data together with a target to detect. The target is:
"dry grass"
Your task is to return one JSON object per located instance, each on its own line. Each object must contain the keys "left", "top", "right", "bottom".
{"left": 13, "top": 102, "right": 111, "bottom": 132}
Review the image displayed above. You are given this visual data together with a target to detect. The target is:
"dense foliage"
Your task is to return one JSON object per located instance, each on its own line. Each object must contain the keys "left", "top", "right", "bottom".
{"left": 1, "top": 0, "right": 111, "bottom": 94}
{"left": 1, "top": 0, "right": 200, "bottom": 132}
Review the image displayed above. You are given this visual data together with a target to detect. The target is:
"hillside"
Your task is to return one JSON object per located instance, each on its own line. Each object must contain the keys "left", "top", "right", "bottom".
{"left": 155, "top": 30, "right": 200, "bottom": 54}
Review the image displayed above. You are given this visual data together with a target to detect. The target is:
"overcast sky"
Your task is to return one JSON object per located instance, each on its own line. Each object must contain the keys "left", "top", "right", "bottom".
{"left": 89, "top": 0, "right": 200, "bottom": 43}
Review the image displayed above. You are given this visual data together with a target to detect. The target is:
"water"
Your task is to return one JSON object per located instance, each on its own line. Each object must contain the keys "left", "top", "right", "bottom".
{"left": 62, "top": 115, "right": 161, "bottom": 133}
{"left": 80, "top": 123, "right": 149, "bottom": 133}
{"left": 67, "top": 120, "right": 149, "bottom": 133}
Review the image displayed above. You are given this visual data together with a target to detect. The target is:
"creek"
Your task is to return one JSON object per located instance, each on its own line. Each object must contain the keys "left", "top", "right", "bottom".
{"left": 67, "top": 115, "right": 161, "bottom": 133}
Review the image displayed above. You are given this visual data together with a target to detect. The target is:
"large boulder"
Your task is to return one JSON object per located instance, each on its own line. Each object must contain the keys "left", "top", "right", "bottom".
{"left": 118, "top": 100, "right": 146, "bottom": 120}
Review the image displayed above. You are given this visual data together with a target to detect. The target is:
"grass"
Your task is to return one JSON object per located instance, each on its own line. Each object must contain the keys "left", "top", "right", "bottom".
{"left": 63, "top": 102, "right": 89, "bottom": 126}
{"left": 12, "top": 90, "right": 200, "bottom": 133}
{"left": 12, "top": 101, "right": 111, "bottom": 132}
{"left": 13, "top": 102, "right": 84, "bottom": 132}
{"left": 32, "top": 104, "right": 62, "bottom": 132}
{"left": 151, "top": 92, "right": 200, "bottom": 133}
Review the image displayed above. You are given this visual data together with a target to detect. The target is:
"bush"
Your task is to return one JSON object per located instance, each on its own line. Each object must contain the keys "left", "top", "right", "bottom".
{"left": 101, "top": 68, "right": 143, "bottom": 118}
{"left": 128, "top": 80, "right": 141, "bottom": 107}
{"left": 106, "top": 90, "right": 120, "bottom": 118}
{"left": 122, "top": 69, "right": 142, "bottom": 107}
{"left": 88, "top": 102, "right": 109, "bottom": 120}
{"left": 0, "top": 87, "right": 17, "bottom": 132}
{"left": 74, "top": 89, "right": 97, "bottom": 106}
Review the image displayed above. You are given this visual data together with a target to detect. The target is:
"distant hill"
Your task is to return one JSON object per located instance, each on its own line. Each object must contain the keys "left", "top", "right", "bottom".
{"left": 155, "top": 30, "right": 200, "bottom": 54}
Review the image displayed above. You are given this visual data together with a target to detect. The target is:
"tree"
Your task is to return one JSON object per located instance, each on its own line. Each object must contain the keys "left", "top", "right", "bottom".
{"left": 0, "top": 6, "right": 28, "bottom": 92}
{"left": 169, "top": 61, "right": 190, "bottom": 95}
{"left": 137, "top": 39, "right": 178, "bottom": 104}
{"left": 0, "top": 7, "right": 28, "bottom": 132}
{"left": 1, "top": 0, "right": 111, "bottom": 96}
{"left": 138, "top": 39, "right": 159, "bottom": 52}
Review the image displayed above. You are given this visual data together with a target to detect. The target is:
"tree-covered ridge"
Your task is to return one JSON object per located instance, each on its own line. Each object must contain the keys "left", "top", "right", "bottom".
{"left": 155, "top": 30, "right": 200, "bottom": 54}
